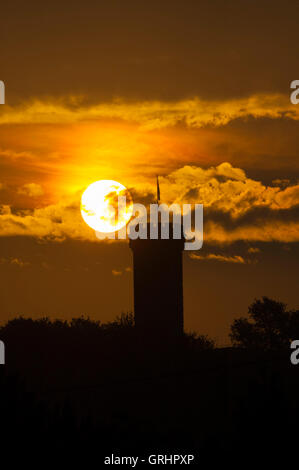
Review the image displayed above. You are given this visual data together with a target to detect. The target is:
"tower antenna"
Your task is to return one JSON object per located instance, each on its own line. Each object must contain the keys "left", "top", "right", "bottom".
{"left": 156, "top": 175, "right": 160, "bottom": 205}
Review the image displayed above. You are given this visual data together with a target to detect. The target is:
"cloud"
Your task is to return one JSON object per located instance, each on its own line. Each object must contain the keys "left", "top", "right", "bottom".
{"left": 204, "top": 220, "right": 299, "bottom": 244}
{"left": 0, "top": 257, "right": 29, "bottom": 267}
{"left": 10, "top": 257, "right": 29, "bottom": 267}
{"left": 18, "top": 183, "right": 44, "bottom": 197}
{"left": 0, "top": 94, "right": 298, "bottom": 130}
{"left": 248, "top": 247, "right": 260, "bottom": 253}
{"left": 158, "top": 163, "right": 299, "bottom": 217}
{"left": 112, "top": 267, "right": 131, "bottom": 275}
{"left": 0, "top": 163, "right": 298, "bottom": 244}
{"left": 272, "top": 179, "right": 291, "bottom": 188}
{"left": 112, "top": 269, "right": 122, "bottom": 276}
{"left": 190, "top": 253, "right": 246, "bottom": 264}
{"left": 0, "top": 199, "right": 94, "bottom": 241}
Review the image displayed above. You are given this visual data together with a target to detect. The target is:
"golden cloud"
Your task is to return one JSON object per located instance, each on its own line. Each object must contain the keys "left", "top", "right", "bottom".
{"left": 190, "top": 253, "right": 246, "bottom": 264}
{"left": 0, "top": 200, "right": 94, "bottom": 241}
{"left": 0, "top": 257, "right": 29, "bottom": 267}
{"left": 0, "top": 93, "right": 298, "bottom": 129}
{"left": 18, "top": 183, "right": 44, "bottom": 197}
{"left": 112, "top": 269, "right": 122, "bottom": 276}
{"left": 157, "top": 163, "right": 299, "bottom": 216}
{"left": 248, "top": 247, "right": 260, "bottom": 254}
{"left": 0, "top": 163, "right": 298, "bottom": 244}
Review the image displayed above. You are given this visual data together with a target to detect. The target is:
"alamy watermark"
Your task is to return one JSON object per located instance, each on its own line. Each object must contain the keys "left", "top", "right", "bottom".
{"left": 0, "top": 341, "right": 5, "bottom": 364}
{"left": 290, "top": 340, "right": 299, "bottom": 365}
{"left": 95, "top": 198, "right": 203, "bottom": 251}
{"left": 290, "top": 80, "right": 299, "bottom": 104}
{"left": 0, "top": 81, "right": 5, "bottom": 104}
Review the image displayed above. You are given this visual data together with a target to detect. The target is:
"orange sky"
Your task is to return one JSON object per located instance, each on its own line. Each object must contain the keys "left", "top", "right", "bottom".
{"left": 0, "top": 1, "right": 298, "bottom": 342}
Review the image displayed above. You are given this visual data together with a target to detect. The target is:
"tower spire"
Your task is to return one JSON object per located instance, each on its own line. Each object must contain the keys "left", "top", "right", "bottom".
{"left": 156, "top": 175, "right": 160, "bottom": 205}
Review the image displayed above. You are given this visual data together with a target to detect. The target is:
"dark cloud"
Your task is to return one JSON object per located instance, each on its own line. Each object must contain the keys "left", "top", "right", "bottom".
{"left": 2, "top": 1, "right": 299, "bottom": 103}
{"left": 205, "top": 205, "right": 299, "bottom": 231}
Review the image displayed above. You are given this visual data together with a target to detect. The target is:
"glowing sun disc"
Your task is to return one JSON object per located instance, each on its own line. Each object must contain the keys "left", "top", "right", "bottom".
{"left": 81, "top": 180, "right": 133, "bottom": 233}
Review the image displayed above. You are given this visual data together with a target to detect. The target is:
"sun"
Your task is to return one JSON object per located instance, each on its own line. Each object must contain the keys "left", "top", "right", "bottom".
{"left": 81, "top": 180, "right": 133, "bottom": 233}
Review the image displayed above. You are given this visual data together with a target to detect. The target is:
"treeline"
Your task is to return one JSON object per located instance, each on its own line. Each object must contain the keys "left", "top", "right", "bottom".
{"left": 0, "top": 297, "right": 298, "bottom": 463}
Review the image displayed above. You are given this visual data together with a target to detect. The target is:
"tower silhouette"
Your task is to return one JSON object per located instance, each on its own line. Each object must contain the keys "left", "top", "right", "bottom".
{"left": 129, "top": 178, "right": 185, "bottom": 338}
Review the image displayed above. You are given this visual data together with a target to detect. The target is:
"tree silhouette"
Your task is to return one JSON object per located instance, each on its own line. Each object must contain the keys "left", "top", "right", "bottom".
{"left": 1, "top": 301, "right": 299, "bottom": 462}
{"left": 230, "top": 296, "right": 299, "bottom": 350}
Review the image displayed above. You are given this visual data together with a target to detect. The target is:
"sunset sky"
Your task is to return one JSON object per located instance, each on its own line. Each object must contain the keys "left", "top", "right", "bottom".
{"left": 1, "top": 1, "right": 299, "bottom": 342}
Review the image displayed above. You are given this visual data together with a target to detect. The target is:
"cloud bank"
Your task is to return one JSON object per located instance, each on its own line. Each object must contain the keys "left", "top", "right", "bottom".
{"left": 0, "top": 94, "right": 298, "bottom": 130}
{"left": 0, "top": 163, "right": 298, "bottom": 244}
